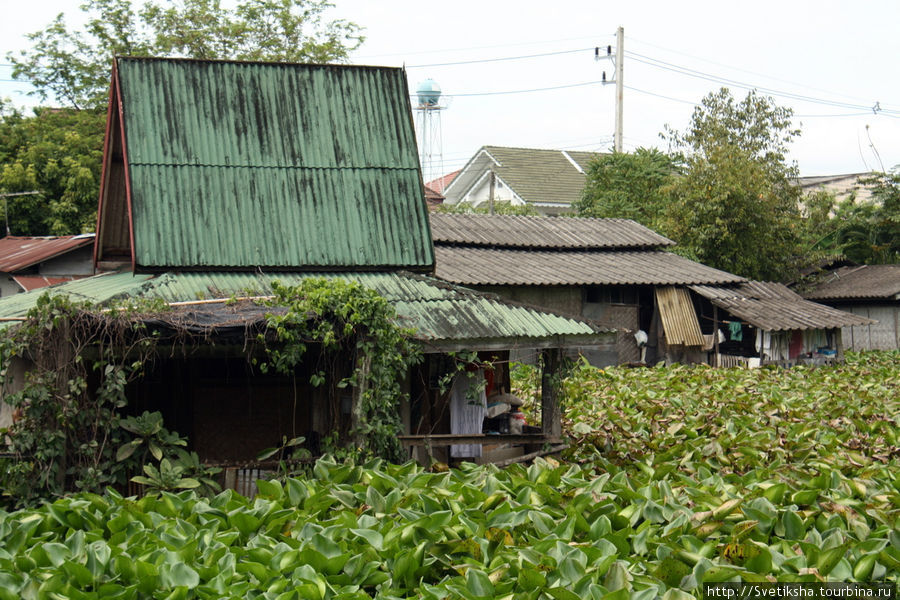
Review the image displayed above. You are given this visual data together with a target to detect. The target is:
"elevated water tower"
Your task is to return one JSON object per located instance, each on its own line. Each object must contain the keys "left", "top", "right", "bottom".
{"left": 414, "top": 78, "right": 447, "bottom": 191}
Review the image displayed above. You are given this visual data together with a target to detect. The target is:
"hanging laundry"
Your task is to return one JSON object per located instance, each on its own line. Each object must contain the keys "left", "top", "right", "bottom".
{"left": 728, "top": 320, "right": 743, "bottom": 341}
{"left": 449, "top": 370, "right": 486, "bottom": 458}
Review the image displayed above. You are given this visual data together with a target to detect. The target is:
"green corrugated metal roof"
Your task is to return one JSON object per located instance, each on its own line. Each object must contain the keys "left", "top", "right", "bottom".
{"left": 0, "top": 271, "right": 610, "bottom": 347}
{"left": 114, "top": 58, "right": 433, "bottom": 270}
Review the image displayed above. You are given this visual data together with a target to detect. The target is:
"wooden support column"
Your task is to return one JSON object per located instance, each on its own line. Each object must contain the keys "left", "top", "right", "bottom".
{"left": 350, "top": 355, "right": 371, "bottom": 449}
{"left": 541, "top": 348, "right": 562, "bottom": 439}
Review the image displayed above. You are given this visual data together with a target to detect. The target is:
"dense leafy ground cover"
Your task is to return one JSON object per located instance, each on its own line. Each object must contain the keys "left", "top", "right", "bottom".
{"left": 0, "top": 352, "right": 897, "bottom": 599}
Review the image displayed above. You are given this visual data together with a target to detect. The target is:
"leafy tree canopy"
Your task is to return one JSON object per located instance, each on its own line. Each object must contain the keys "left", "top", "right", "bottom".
{"left": 9, "top": 0, "right": 364, "bottom": 110}
{"left": 575, "top": 147, "right": 681, "bottom": 231}
{"left": 1, "top": 0, "right": 363, "bottom": 236}
{"left": 663, "top": 89, "right": 804, "bottom": 281}
{"left": 577, "top": 89, "right": 806, "bottom": 281}
{"left": 825, "top": 171, "right": 900, "bottom": 265}
{"left": 0, "top": 101, "right": 104, "bottom": 235}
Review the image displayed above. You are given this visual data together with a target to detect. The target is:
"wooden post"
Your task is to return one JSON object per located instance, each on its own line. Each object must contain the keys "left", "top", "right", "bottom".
{"left": 350, "top": 355, "right": 371, "bottom": 449}
{"left": 540, "top": 348, "right": 561, "bottom": 439}
{"left": 713, "top": 305, "right": 719, "bottom": 367}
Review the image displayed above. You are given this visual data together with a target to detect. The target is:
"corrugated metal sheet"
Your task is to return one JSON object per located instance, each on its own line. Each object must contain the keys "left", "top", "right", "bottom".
{"left": 691, "top": 281, "right": 876, "bottom": 331}
{"left": 430, "top": 213, "right": 674, "bottom": 249}
{"left": 13, "top": 276, "right": 84, "bottom": 291}
{"left": 0, "top": 271, "right": 611, "bottom": 346}
{"left": 434, "top": 247, "right": 745, "bottom": 286}
{"left": 0, "top": 235, "right": 95, "bottom": 272}
{"left": 803, "top": 265, "right": 900, "bottom": 300}
{"left": 115, "top": 58, "right": 433, "bottom": 270}
{"left": 0, "top": 272, "right": 155, "bottom": 319}
{"left": 655, "top": 286, "right": 705, "bottom": 346}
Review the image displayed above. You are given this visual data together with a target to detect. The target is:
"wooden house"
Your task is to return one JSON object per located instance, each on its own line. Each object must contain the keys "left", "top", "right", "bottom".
{"left": 802, "top": 264, "right": 900, "bottom": 350}
{"left": 430, "top": 213, "right": 871, "bottom": 367}
{"left": 0, "top": 58, "right": 612, "bottom": 477}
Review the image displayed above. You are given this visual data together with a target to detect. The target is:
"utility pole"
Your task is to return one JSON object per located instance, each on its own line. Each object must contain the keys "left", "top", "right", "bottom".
{"left": 488, "top": 169, "right": 496, "bottom": 215}
{"left": 598, "top": 26, "right": 624, "bottom": 152}
{"left": 614, "top": 26, "right": 624, "bottom": 153}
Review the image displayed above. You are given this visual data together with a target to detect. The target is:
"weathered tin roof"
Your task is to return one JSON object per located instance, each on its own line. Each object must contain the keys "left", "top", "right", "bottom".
{"left": 0, "top": 234, "right": 95, "bottom": 272}
{"left": 434, "top": 247, "right": 745, "bottom": 286}
{"left": 0, "top": 271, "right": 612, "bottom": 349}
{"left": 802, "top": 265, "right": 900, "bottom": 300}
{"left": 690, "top": 281, "right": 875, "bottom": 331}
{"left": 430, "top": 213, "right": 674, "bottom": 249}
{"left": 105, "top": 57, "right": 433, "bottom": 270}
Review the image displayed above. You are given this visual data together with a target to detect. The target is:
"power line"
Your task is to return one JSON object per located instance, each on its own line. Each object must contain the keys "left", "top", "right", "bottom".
{"left": 410, "top": 80, "right": 602, "bottom": 98}
{"left": 624, "top": 85, "right": 697, "bottom": 106}
{"left": 627, "top": 51, "right": 900, "bottom": 116}
{"left": 625, "top": 35, "right": 892, "bottom": 110}
{"left": 354, "top": 35, "right": 605, "bottom": 60}
{"left": 406, "top": 47, "right": 592, "bottom": 69}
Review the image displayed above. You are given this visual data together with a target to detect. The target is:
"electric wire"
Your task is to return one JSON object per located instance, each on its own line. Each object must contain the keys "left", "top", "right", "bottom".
{"left": 405, "top": 47, "right": 592, "bottom": 69}
{"left": 411, "top": 80, "right": 602, "bottom": 98}
{"left": 627, "top": 51, "right": 900, "bottom": 115}
{"left": 353, "top": 35, "right": 604, "bottom": 60}
{"left": 625, "top": 35, "right": 893, "bottom": 109}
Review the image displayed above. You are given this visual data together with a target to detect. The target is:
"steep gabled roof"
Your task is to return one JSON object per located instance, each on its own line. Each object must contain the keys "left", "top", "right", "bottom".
{"left": 443, "top": 146, "right": 602, "bottom": 208}
{"left": 690, "top": 281, "right": 874, "bottom": 331}
{"left": 95, "top": 57, "right": 433, "bottom": 272}
{"left": 430, "top": 213, "right": 674, "bottom": 249}
{"left": 803, "top": 264, "right": 900, "bottom": 300}
{"left": 0, "top": 235, "right": 95, "bottom": 272}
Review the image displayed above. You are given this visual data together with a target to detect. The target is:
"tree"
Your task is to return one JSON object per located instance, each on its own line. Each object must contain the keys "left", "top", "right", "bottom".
{"left": 9, "top": 0, "right": 364, "bottom": 111}
{"left": 662, "top": 88, "right": 804, "bottom": 281}
{"left": 575, "top": 147, "right": 680, "bottom": 230}
{"left": 0, "top": 101, "right": 104, "bottom": 235}
{"left": 830, "top": 171, "right": 900, "bottom": 264}
{"left": 2, "top": 0, "right": 363, "bottom": 235}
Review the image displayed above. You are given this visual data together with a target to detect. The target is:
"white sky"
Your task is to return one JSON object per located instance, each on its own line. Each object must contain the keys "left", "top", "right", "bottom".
{"left": 3, "top": 0, "right": 899, "bottom": 180}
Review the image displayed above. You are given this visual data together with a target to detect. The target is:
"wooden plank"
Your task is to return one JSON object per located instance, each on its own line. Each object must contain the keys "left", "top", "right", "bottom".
{"left": 492, "top": 444, "right": 569, "bottom": 468}
{"left": 397, "top": 434, "right": 558, "bottom": 447}
{"left": 541, "top": 348, "right": 561, "bottom": 438}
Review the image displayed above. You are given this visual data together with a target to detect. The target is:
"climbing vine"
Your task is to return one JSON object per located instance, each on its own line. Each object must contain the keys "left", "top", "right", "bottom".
{"left": 259, "top": 279, "right": 422, "bottom": 463}
{"left": 0, "top": 294, "right": 167, "bottom": 507}
{"left": 0, "top": 280, "right": 422, "bottom": 506}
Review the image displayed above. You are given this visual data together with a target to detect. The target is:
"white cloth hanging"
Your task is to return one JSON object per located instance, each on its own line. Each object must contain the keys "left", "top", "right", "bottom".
{"left": 449, "top": 370, "right": 486, "bottom": 458}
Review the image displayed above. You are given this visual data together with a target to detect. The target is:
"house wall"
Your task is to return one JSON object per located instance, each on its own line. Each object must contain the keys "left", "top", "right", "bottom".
{"left": 0, "top": 356, "right": 33, "bottom": 432}
{"left": 0, "top": 274, "right": 19, "bottom": 297}
{"left": 127, "top": 352, "right": 334, "bottom": 464}
{"left": 458, "top": 174, "right": 522, "bottom": 208}
{"left": 39, "top": 246, "right": 94, "bottom": 276}
{"left": 476, "top": 285, "right": 630, "bottom": 366}
{"left": 834, "top": 303, "right": 900, "bottom": 350}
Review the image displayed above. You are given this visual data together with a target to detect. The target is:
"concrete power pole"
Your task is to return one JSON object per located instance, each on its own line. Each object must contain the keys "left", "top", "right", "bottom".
{"left": 614, "top": 26, "right": 624, "bottom": 153}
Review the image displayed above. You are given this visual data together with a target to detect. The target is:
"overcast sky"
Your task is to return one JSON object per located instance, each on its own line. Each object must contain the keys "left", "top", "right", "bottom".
{"left": 3, "top": 0, "right": 899, "bottom": 182}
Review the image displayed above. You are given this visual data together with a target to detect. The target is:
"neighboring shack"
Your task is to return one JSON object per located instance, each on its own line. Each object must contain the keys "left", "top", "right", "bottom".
{"left": 429, "top": 213, "right": 872, "bottom": 367}
{"left": 430, "top": 212, "right": 742, "bottom": 365}
{"left": 802, "top": 264, "right": 900, "bottom": 350}
{"left": 0, "top": 234, "right": 94, "bottom": 297}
